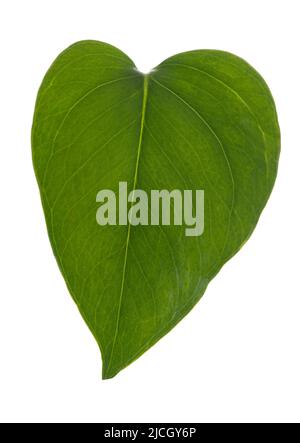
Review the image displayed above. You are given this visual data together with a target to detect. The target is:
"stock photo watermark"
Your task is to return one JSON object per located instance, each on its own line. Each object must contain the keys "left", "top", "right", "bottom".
{"left": 96, "top": 182, "right": 205, "bottom": 237}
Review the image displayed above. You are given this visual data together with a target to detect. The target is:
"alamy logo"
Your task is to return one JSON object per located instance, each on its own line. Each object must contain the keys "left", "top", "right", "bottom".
{"left": 96, "top": 182, "right": 205, "bottom": 237}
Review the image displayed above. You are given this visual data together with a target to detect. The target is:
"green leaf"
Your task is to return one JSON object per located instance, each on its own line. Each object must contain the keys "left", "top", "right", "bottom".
{"left": 32, "top": 41, "right": 280, "bottom": 379}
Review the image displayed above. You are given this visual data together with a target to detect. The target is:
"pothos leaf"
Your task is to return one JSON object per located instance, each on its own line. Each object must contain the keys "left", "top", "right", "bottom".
{"left": 32, "top": 41, "right": 280, "bottom": 379}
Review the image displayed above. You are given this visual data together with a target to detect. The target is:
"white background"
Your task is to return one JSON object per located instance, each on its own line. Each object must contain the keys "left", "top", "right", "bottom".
{"left": 0, "top": 0, "right": 299, "bottom": 423}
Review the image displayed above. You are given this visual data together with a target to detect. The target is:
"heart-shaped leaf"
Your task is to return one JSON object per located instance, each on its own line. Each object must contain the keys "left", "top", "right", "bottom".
{"left": 32, "top": 41, "right": 280, "bottom": 379}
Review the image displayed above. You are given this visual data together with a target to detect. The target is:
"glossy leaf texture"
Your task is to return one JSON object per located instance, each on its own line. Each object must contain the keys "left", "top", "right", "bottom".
{"left": 32, "top": 41, "right": 280, "bottom": 379}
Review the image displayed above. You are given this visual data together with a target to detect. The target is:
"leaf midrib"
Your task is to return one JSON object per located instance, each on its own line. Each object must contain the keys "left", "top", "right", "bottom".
{"left": 105, "top": 74, "right": 149, "bottom": 376}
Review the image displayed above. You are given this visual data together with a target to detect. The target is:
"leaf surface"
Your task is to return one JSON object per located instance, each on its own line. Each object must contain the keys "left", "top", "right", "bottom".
{"left": 32, "top": 41, "right": 280, "bottom": 378}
